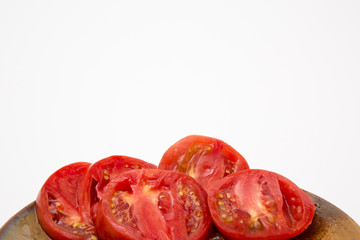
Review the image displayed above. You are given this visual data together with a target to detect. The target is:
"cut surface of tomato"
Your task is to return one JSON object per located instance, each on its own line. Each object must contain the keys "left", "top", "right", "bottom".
{"left": 158, "top": 135, "right": 249, "bottom": 192}
{"left": 95, "top": 169, "right": 213, "bottom": 240}
{"left": 36, "top": 162, "right": 98, "bottom": 240}
{"left": 207, "top": 169, "right": 315, "bottom": 240}
{"left": 77, "top": 155, "right": 157, "bottom": 229}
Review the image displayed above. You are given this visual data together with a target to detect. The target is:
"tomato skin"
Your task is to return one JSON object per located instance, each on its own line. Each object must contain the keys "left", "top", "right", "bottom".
{"left": 158, "top": 135, "right": 249, "bottom": 192}
{"left": 95, "top": 169, "right": 213, "bottom": 240}
{"left": 77, "top": 155, "right": 157, "bottom": 228}
{"left": 36, "top": 162, "right": 96, "bottom": 240}
{"left": 207, "top": 169, "right": 315, "bottom": 240}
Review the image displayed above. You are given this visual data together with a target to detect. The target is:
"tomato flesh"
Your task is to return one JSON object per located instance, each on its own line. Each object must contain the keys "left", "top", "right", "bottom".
{"left": 95, "top": 169, "right": 213, "bottom": 240}
{"left": 158, "top": 135, "right": 249, "bottom": 192}
{"left": 207, "top": 169, "right": 315, "bottom": 240}
{"left": 76, "top": 155, "right": 156, "bottom": 232}
{"left": 36, "top": 162, "right": 97, "bottom": 240}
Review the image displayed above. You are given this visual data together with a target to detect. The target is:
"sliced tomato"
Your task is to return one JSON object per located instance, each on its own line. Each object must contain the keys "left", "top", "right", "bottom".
{"left": 36, "top": 162, "right": 98, "bottom": 240}
{"left": 95, "top": 169, "right": 213, "bottom": 240}
{"left": 158, "top": 135, "right": 249, "bottom": 192}
{"left": 77, "top": 155, "right": 157, "bottom": 229}
{"left": 207, "top": 169, "right": 315, "bottom": 240}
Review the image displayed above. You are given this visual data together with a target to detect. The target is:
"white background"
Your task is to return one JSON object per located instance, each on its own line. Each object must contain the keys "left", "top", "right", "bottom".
{"left": 1, "top": 0, "right": 360, "bottom": 228}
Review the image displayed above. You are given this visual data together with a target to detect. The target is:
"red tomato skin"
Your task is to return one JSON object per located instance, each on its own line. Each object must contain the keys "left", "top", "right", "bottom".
{"left": 36, "top": 162, "right": 94, "bottom": 240}
{"left": 95, "top": 169, "right": 213, "bottom": 240}
{"left": 77, "top": 155, "right": 157, "bottom": 228}
{"left": 207, "top": 169, "right": 315, "bottom": 240}
{"left": 158, "top": 135, "right": 249, "bottom": 191}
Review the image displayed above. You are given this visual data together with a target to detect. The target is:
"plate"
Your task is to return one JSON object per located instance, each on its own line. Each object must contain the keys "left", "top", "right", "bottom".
{"left": 0, "top": 191, "right": 359, "bottom": 240}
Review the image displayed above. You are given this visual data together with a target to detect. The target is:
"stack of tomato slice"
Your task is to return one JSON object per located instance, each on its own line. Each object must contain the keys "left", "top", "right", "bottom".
{"left": 36, "top": 135, "right": 315, "bottom": 240}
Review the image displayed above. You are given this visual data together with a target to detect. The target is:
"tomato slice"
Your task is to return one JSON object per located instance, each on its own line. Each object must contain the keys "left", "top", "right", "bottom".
{"left": 77, "top": 155, "right": 157, "bottom": 229}
{"left": 158, "top": 135, "right": 249, "bottom": 192}
{"left": 36, "top": 162, "right": 98, "bottom": 240}
{"left": 207, "top": 169, "right": 315, "bottom": 240}
{"left": 95, "top": 169, "right": 213, "bottom": 240}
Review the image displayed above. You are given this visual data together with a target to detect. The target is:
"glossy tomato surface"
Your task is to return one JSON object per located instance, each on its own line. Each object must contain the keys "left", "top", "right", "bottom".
{"left": 207, "top": 169, "right": 315, "bottom": 240}
{"left": 36, "top": 162, "right": 98, "bottom": 240}
{"left": 77, "top": 155, "right": 156, "bottom": 228}
{"left": 95, "top": 169, "right": 213, "bottom": 240}
{"left": 158, "top": 135, "right": 249, "bottom": 191}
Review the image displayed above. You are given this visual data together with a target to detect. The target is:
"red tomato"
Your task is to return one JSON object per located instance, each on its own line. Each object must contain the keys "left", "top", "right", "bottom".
{"left": 77, "top": 155, "right": 157, "bottom": 229}
{"left": 36, "top": 162, "right": 98, "bottom": 240}
{"left": 158, "top": 135, "right": 249, "bottom": 191}
{"left": 207, "top": 169, "right": 315, "bottom": 240}
{"left": 95, "top": 169, "right": 213, "bottom": 240}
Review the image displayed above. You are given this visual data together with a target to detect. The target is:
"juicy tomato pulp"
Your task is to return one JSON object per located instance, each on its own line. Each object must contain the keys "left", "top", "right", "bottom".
{"left": 95, "top": 169, "right": 213, "bottom": 240}
{"left": 207, "top": 169, "right": 315, "bottom": 240}
{"left": 35, "top": 162, "right": 98, "bottom": 240}
{"left": 77, "top": 156, "right": 157, "bottom": 229}
{"left": 158, "top": 135, "right": 249, "bottom": 192}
